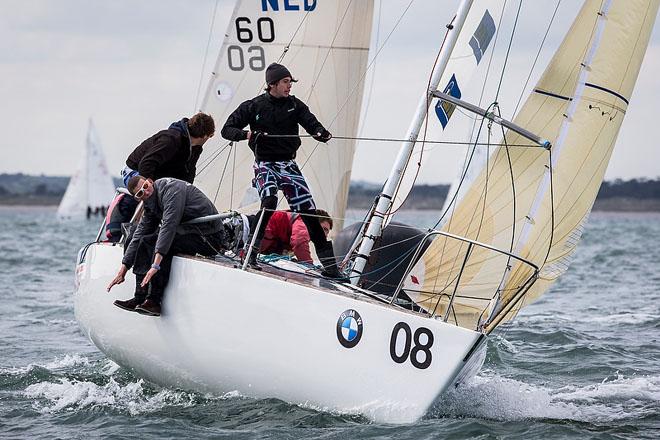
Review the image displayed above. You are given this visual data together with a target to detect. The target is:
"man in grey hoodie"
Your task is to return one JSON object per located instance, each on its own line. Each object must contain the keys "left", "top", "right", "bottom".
{"left": 107, "top": 176, "right": 225, "bottom": 316}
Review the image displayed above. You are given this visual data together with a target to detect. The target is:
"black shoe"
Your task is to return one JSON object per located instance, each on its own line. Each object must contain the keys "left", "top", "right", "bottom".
{"left": 242, "top": 243, "right": 262, "bottom": 271}
{"left": 135, "top": 299, "right": 161, "bottom": 317}
{"left": 113, "top": 297, "right": 144, "bottom": 312}
{"left": 247, "top": 251, "right": 262, "bottom": 270}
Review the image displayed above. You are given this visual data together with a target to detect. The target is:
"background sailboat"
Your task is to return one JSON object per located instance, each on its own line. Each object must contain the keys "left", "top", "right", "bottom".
{"left": 57, "top": 119, "right": 116, "bottom": 219}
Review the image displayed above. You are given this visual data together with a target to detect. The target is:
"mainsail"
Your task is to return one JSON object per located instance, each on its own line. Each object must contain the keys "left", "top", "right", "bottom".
{"left": 403, "top": 0, "right": 659, "bottom": 331}
{"left": 195, "top": 0, "right": 374, "bottom": 230}
{"left": 57, "top": 119, "right": 116, "bottom": 219}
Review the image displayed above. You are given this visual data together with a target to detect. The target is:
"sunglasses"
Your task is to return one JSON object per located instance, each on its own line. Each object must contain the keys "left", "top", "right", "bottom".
{"left": 134, "top": 181, "right": 150, "bottom": 200}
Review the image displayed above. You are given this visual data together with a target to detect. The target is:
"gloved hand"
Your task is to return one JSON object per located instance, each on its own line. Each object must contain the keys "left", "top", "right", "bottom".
{"left": 248, "top": 131, "right": 265, "bottom": 149}
{"left": 313, "top": 129, "right": 332, "bottom": 143}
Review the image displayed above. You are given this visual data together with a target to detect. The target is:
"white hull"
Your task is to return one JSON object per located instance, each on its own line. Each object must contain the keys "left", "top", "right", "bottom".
{"left": 74, "top": 243, "right": 485, "bottom": 423}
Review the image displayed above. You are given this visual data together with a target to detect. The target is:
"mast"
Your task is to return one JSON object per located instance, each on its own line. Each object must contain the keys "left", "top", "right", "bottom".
{"left": 349, "top": 0, "right": 475, "bottom": 285}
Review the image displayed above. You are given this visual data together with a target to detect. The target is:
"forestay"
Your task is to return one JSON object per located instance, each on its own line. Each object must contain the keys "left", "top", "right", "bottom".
{"left": 195, "top": 0, "right": 374, "bottom": 230}
{"left": 386, "top": 0, "right": 504, "bottom": 222}
{"left": 57, "top": 119, "right": 116, "bottom": 218}
{"left": 402, "top": 0, "right": 660, "bottom": 331}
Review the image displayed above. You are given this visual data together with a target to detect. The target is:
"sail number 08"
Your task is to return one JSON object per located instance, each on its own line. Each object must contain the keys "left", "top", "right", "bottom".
{"left": 389, "top": 322, "right": 434, "bottom": 369}
{"left": 227, "top": 17, "right": 275, "bottom": 72}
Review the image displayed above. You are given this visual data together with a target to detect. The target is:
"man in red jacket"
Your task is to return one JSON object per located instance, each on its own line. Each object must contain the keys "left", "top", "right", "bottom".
{"left": 259, "top": 209, "right": 333, "bottom": 263}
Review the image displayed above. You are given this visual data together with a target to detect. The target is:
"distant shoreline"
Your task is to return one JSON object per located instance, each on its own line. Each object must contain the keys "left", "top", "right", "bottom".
{"left": 2, "top": 196, "right": 659, "bottom": 212}
{"left": 2, "top": 173, "right": 658, "bottom": 211}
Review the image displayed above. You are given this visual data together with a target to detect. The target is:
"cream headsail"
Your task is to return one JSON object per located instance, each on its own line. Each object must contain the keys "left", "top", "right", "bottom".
{"left": 402, "top": 0, "right": 660, "bottom": 331}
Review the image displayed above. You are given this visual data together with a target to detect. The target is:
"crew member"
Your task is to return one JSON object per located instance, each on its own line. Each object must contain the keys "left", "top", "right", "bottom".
{"left": 221, "top": 63, "right": 340, "bottom": 277}
{"left": 107, "top": 175, "right": 225, "bottom": 316}
{"left": 258, "top": 209, "right": 333, "bottom": 263}
{"left": 106, "top": 113, "right": 216, "bottom": 242}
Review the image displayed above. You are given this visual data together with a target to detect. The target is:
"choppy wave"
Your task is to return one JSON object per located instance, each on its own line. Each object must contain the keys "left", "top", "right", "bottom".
{"left": 1, "top": 354, "right": 90, "bottom": 376}
{"left": 434, "top": 372, "right": 660, "bottom": 424}
{"left": 2, "top": 208, "right": 660, "bottom": 438}
{"left": 581, "top": 313, "right": 660, "bottom": 325}
{"left": 24, "top": 378, "right": 199, "bottom": 414}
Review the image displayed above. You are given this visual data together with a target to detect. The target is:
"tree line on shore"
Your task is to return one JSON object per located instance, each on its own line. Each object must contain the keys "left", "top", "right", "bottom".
{"left": 1, "top": 173, "right": 659, "bottom": 210}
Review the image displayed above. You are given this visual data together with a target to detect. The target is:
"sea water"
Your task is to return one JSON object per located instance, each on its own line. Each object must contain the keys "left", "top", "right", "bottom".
{"left": 0, "top": 206, "right": 658, "bottom": 439}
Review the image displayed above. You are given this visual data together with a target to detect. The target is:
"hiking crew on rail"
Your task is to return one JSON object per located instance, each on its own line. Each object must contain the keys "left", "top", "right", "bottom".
{"left": 220, "top": 63, "right": 341, "bottom": 277}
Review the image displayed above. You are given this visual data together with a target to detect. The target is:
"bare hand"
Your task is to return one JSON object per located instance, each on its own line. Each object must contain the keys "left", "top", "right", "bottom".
{"left": 141, "top": 268, "right": 159, "bottom": 287}
{"left": 107, "top": 265, "right": 128, "bottom": 292}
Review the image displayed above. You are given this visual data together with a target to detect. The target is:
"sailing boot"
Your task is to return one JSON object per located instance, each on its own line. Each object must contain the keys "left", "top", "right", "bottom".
{"left": 316, "top": 241, "right": 343, "bottom": 279}
{"left": 114, "top": 278, "right": 148, "bottom": 312}
{"left": 113, "top": 296, "right": 144, "bottom": 312}
{"left": 242, "top": 238, "right": 262, "bottom": 271}
{"left": 135, "top": 299, "right": 161, "bottom": 317}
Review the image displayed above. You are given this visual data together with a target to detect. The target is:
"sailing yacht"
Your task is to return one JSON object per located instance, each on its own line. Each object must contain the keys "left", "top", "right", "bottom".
{"left": 73, "top": 0, "right": 659, "bottom": 423}
{"left": 57, "top": 119, "right": 116, "bottom": 219}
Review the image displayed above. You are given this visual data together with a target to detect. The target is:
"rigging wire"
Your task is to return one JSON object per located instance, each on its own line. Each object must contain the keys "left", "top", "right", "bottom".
{"left": 304, "top": 0, "right": 417, "bottom": 137}
{"left": 276, "top": 9, "right": 312, "bottom": 63}
{"left": 385, "top": 12, "right": 456, "bottom": 219}
{"left": 304, "top": 0, "right": 356, "bottom": 101}
{"left": 357, "top": 0, "right": 382, "bottom": 138}
{"left": 446, "top": 0, "right": 507, "bottom": 231}
{"left": 428, "top": 108, "right": 494, "bottom": 314}
{"left": 262, "top": 133, "right": 542, "bottom": 148}
{"left": 201, "top": 0, "right": 418, "bottom": 212}
{"left": 193, "top": 0, "right": 221, "bottom": 112}
{"left": 469, "top": 0, "right": 507, "bottom": 140}
{"left": 293, "top": 0, "right": 400, "bottom": 187}
{"left": 512, "top": 0, "right": 562, "bottom": 116}
{"left": 196, "top": 141, "right": 232, "bottom": 175}
{"left": 493, "top": 0, "right": 523, "bottom": 102}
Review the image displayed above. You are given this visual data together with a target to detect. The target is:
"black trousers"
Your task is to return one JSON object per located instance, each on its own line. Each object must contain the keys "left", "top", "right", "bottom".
{"left": 131, "top": 232, "right": 223, "bottom": 303}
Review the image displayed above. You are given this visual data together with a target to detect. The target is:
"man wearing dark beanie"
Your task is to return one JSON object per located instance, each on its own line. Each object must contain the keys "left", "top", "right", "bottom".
{"left": 220, "top": 63, "right": 341, "bottom": 278}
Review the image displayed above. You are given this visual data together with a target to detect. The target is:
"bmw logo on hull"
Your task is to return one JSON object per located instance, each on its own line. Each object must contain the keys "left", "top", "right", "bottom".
{"left": 336, "top": 309, "right": 363, "bottom": 348}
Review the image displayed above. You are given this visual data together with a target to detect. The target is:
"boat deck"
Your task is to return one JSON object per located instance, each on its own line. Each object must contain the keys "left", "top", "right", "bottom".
{"left": 96, "top": 241, "right": 428, "bottom": 317}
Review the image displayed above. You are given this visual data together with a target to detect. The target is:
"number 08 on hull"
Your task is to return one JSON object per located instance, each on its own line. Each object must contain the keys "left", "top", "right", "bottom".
{"left": 74, "top": 244, "right": 485, "bottom": 423}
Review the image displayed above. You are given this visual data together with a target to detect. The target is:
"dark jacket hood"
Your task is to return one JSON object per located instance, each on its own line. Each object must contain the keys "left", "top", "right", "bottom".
{"left": 168, "top": 118, "right": 190, "bottom": 138}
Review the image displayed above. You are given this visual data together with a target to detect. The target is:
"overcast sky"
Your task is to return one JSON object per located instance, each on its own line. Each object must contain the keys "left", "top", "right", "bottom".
{"left": 2, "top": 0, "right": 659, "bottom": 184}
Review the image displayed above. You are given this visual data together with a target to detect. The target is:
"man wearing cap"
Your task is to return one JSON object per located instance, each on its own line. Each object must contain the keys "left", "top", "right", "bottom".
{"left": 220, "top": 63, "right": 340, "bottom": 278}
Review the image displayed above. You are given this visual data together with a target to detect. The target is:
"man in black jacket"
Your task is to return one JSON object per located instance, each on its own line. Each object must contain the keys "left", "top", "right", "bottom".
{"left": 106, "top": 113, "right": 215, "bottom": 242}
{"left": 106, "top": 175, "right": 225, "bottom": 317}
{"left": 122, "top": 112, "right": 215, "bottom": 185}
{"left": 220, "top": 63, "right": 341, "bottom": 278}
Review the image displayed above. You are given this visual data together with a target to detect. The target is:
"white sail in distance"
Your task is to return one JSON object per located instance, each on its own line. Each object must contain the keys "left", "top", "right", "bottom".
{"left": 386, "top": 0, "right": 503, "bottom": 222}
{"left": 57, "top": 119, "right": 116, "bottom": 219}
{"left": 403, "top": 0, "right": 660, "bottom": 331}
{"left": 195, "top": 0, "right": 374, "bottom": 230}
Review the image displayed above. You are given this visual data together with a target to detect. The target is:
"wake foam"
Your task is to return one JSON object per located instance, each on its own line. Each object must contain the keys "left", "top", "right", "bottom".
{"left": 25, "top": 378, "right": 193, "bottom": 414}
{"left": 434, "top": 372, "right": 660, "bottom": 423}
{"left": 24, "top": 377, "right": 244, "bottom": 414}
